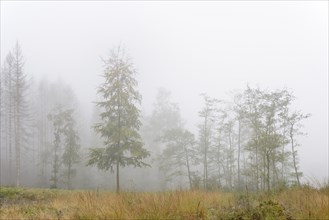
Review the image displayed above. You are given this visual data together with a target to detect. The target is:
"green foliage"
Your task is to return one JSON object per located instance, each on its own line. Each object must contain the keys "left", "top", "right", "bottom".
{"left": 87, "top": 46, "right": 150, "bottom": 192}
{"left": 158, "top": 127, "right": 196, "bottom": 188}
{"left": 48, "top": 106, "right": 80, "bottom": 189}
{"left": 198, "top": 94, "right": 220, "bottom": 190}
{"left": 0, "top": 187, "right": 56, "bottom": 201}
{"left": 252, "top": 200, "right": 291, "bottom": 220}
{"left": 0, "top": 187, "right": 23, "bottom": 199}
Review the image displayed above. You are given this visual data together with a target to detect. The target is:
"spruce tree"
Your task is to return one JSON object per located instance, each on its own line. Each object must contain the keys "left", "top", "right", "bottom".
{"left": 87, "top": 46, "right": 150, "bottom": 193}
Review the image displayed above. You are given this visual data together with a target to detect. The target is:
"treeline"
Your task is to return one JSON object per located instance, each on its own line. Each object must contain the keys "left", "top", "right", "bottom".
{"left": 0, "top": 43, "right": 309, "bottom": 192}
{"left": 151, "top": 88, "right": 309, "bottom": 192}
{"left": 0, "top": 42, "right": 85, "bottom": 189}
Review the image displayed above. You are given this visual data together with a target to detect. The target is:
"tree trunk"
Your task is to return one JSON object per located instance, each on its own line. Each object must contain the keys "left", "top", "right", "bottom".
{"left": 237, "top": 118, "right": 241, "bottom": 190}
{"left": 266, "top": 153, "right": 270, "bottom": 193}
{"left": 185, "top": 148, "right": 192, "bottom": 190}
{"left": 15, "top": 93, "right": 20, "bottom": 187}
{"left": 228, "top": 130, "right": 233, "bottom": 189}
{"left": 290, "top": 125, "right": 300, "bottom": 187}
{"left": 116, "top": 160, "right": 120, "bottom": 193}
{"left": 68, "top": 162, "right": 71, "bottom": 189}
{"left": 203, "top": 118, "right": 208, "bottom": 190}
{"left": 8, "top": 99, "right": 13, "bottom": 185}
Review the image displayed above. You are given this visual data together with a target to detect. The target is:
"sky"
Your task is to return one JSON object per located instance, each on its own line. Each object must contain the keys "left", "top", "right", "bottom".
{"left": 1, "top": 1, "right": 328, "bottom": 183}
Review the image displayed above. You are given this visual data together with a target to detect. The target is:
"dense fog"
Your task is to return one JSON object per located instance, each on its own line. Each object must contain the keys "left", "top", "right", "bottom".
{"left": 0, "top": 1, "right": 327, "bottom": 191}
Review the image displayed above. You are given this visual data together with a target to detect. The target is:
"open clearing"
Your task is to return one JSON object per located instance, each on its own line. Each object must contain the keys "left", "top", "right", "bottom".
{"left": 0, "top": 186, "right": 328, "bottom": 219}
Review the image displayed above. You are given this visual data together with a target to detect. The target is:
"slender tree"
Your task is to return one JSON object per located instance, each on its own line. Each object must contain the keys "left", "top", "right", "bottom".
{"left": 62, "top": 109, "right": 80, "bottom": 189}
{"left": 12, "top": 42, "right": 29, "bottom": 187}
{"left": 158, "top": 127, "right": 196, "bottom": 189}
{"left": 286, "top": 111, "right": 310, "bottom": 186}
{"left": 87, "top": 46, "right": 150, "bottom": 193}
{"left": 140, "top": 88, "right": 182, "bottom": 190}
{"left": 48, "top": 106, "right": 65, "bottom": 188}
{"left": 198, "top": 94, "right": 218, "bottom": 190}
{"left": 1, "top": 52, "right": 15, "bottom": 184}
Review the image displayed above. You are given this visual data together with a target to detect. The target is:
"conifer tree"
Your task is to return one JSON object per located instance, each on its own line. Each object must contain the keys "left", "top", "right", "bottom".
{"left": 87, "top": 46, "right": 150, "bottom": 193}
{"left": 12, "top": 42, "right": 29, "bottom": 187}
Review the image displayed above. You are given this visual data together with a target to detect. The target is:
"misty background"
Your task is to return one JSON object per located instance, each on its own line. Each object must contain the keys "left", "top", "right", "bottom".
{"left": 0, "top": 1, "right": 328, "bottom": 189}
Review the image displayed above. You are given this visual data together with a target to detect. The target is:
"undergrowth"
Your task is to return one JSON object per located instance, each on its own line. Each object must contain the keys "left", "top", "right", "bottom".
{"left": 0, "top": 186, "right": 328, "bottom": 219}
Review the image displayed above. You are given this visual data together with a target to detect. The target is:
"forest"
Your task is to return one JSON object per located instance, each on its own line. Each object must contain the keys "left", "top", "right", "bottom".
{"left": 0, "top": 42, "right": 314, "bottom": 192}
{"left": 1, "top": 2, "right": 328, "bottom": 219}
{"left": 0, "top": 40, "right": 328, "bottom": 219}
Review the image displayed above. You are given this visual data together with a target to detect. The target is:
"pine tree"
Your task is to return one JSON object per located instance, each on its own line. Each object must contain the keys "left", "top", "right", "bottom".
{"left": 87, "top": 46, "right": 150, "bottom": 193}
{"left": 1, "top": 52, "right": 14, "bottom": 184}
{"left": 12, "top": 42, "right": 29, "bottom": 187}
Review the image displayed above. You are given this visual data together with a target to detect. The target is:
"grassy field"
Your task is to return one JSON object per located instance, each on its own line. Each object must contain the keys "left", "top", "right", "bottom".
{"left": 0, "top": 186, "right": 328, "bottom": 219}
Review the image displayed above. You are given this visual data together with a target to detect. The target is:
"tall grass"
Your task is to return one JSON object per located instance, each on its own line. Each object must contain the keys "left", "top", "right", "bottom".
{"left": 0, "top": 186, "right": 328, "bottom": 219}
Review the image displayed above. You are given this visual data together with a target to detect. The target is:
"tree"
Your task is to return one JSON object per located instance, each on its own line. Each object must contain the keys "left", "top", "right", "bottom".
{"left": 87, "top": 46, "right": 150, "bottom": 193}
{"left": 198, "top": 94, "right": 219, "bottom": 190}
{"left": 240, "top": 86, "right": 305, "bottom": 192}
{"left": 286, "top": 111, "right": 310, "bottom": 186}
{"left": 0, "top": 52, "right": 15, "bottom": 184}
{"left": 12, "top": 42, "right": 29, "bottom": 187}
{"left": 48, "top": 106, "right": 80, "bottom": 189}
{"left": 141, "top": 88, "right": 182, "bottom": 190}
{"left": 62, "top": 109, "right": 80, "bottom": 189}
{"left": 222, "top": 118, "right": 235, "bottom": 190}
{"left": 48, "top": 106, "right": 65, "bottom": 188}
{"left": 158, "top": 127, "right": 196, "bottom": 189}
{"left": 33, "top": 79, "right": 79, "bottom": 187}
{"left": 147, "top": 88, "right": 182, "bottom": 137}
{"left": 231, "top": 92, "right": 250, "bottom": 190}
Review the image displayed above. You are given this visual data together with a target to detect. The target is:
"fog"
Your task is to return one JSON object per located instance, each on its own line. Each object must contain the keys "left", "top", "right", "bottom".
{"left": 0, "top": 1, "right": 327, "bottom": 190}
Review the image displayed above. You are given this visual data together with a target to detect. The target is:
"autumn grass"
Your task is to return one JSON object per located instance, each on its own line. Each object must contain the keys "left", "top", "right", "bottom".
{"left": 0, "top": 186, "right": 328, "bottom": 219}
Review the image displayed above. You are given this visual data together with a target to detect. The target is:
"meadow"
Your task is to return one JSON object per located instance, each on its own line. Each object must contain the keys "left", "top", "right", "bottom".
{"left": 0, "top": 185, "right": 328, "bottom": 220}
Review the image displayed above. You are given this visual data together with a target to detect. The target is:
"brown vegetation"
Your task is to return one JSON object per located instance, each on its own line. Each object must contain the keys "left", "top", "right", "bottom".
{"left": 0, "top": 186, "right": 328, "bottom": 219}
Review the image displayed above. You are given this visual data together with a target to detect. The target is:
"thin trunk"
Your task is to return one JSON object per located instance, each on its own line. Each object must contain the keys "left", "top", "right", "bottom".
{"left": 290, "top": 125, "right": 300, "bottom": 187}
{"left": 217, "top": 145, "right": 221, "bottom": 188}
{"left": 203, "top": 117, "right": 208, "bottom": 190}
{"left": 204, "top": 149, "right": 207, "bottom": 189}
{"left": 68, "top": 162, "right": 71, "bottom": 189}
{"left": 8, "top": 74, "right": 13, "bottom": 185}
{"left": 116, "top": 72, "right": 121, "bottom": 194}
{"left": 263, "top": 154, "right": 266, "bottom": 191}
{"left": 116, "top": 161, "right": 120, "bottom": 193}
{"left": 228, "top": 129, "right": 233, "bottom": 189}
{"left": 266, "top": 153, "right": 270, "bottom": 193}
{"left": 185, "top": 148, "right": 192, "bottom": 190}
{"left": 237, "top": 118, "right": 241, "bottom": 190}
{"left": 255, "top": 134, "right": 259, "bottom": 192}
{"left": 52, "top": 130, "right": 60, "bottom": 189}
{"left": 54, "top": 144, "right": 57, "bottom": 188}
{"left": 272, "top": 154, "right": 279, "bottom": 189}
{"left": 281, "top": 145, "right": 285, "bottom": 179}
{"left": 15, "top": 80, "right": 20, "bottom": 187}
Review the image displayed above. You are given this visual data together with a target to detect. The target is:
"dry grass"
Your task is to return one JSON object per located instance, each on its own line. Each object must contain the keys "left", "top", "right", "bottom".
{"left": 277, "top": 186, "right": 329, "bottom": 219}
{"left": 0, "top": 186, "right": 328, "bottom": 219}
